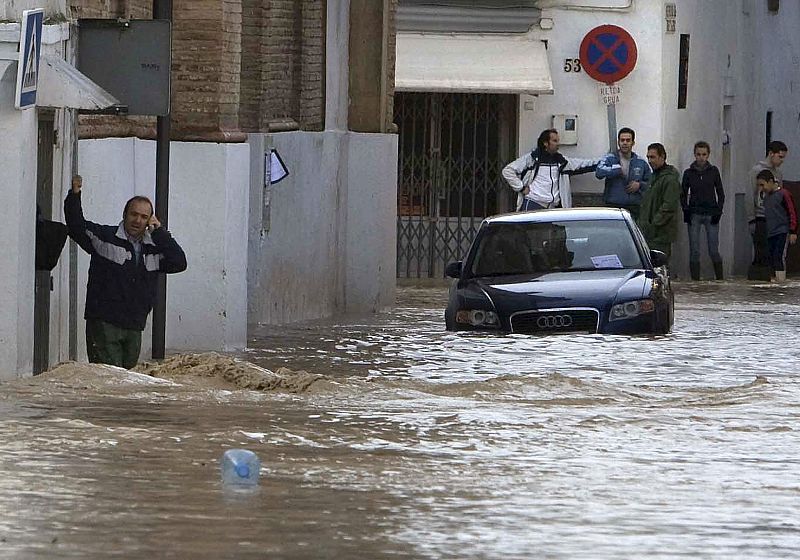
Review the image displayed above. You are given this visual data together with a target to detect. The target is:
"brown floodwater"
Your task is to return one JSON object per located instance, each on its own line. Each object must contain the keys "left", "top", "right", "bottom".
{"left": 1, "top": 281, "right": 799, "bottom": 559}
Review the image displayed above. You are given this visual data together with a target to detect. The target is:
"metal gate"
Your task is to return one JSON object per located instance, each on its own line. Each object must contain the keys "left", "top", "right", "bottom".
{"left": 396, "top": 92, "right": 517, "bottom": 278}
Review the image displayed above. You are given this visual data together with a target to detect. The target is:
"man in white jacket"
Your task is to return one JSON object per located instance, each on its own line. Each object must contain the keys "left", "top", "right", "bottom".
{"left": 502, "top": 128, "right": 601, "bottom": 211}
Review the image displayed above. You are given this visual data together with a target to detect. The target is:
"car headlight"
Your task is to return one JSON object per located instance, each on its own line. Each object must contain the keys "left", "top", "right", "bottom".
{"left": 609, "top": 299, "right": 655, "bottom": 321}
{"left": 455, "top": 309, "right": 500, "bottom": 327}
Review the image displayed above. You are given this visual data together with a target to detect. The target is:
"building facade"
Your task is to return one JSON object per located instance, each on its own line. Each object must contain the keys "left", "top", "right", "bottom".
{"left": 395, "top": 0, "right": 800, "bottom": 280}
{"left": 0, "top": 0, "right": 399, "bottom": 379}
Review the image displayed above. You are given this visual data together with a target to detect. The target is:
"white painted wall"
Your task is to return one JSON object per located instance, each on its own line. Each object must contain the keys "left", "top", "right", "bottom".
{"left": 658, "top": 0, "right": 742, "bottom": 278}
{"left": 247, "top": 130, "right": 398, "bottom": 325}
{"left": 0, "top": 0, "right": 66, "bottom": 19}
{"left": 512, "top": 0, "right": 800, "bottom": 278}
{"left": 55, "top": 139, "right": 250, "bottom": 364}
{"left": 522, "top": 1, "right": 663, "bottom": 194}
{"left": 344, "top": 133, "right": 398, "bottom": 313}
{"left": 752, "top": 0, "right": 800, "bottom": 181}
{"left": 0, "top": 61, "right": 37, "bottom": 380}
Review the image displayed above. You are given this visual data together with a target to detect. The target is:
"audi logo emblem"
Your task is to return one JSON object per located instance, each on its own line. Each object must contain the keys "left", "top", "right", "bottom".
{"left": 537, "top": 314, "right": 573, "bottom": 328}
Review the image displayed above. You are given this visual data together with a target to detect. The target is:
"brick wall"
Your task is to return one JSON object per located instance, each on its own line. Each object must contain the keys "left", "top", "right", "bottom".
{"left": 69, "top": 0, "right": 152, "bottom": 19}
{"left": 170, "top": 0, "right": 244, "bottom": 141}
{"left": 385, "top": 0, "right": 397, "bottom": 133}
{"left": 72, "top": 1, "right": 392, "bottom": 140}
{"left": 240, "top": 0, "right": 325, "bottom": 133}
{"left": 299, "top": 0, "right": 324, "bottom": 130}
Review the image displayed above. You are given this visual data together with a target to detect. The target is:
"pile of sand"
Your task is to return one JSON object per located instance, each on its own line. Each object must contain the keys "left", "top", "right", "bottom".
{"left": 1, "top": 362, "right": 176, "bottom": 395}
{"left": 134, "top": 353, "right": 327, "bottom": 393}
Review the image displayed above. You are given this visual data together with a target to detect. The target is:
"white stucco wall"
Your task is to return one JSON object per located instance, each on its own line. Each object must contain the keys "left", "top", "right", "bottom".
{"left": 344, "top": 133, "right": 398, "bottom": 313}
{"left": 522, "top": 1, "right": 663, "bottom": 194}
{"left": 657, "top": 0, "right": 742, "bottom": 278}
{"left": 657, "top": 0, "right": 800, "bottom": 278}
{"left": 752, "top": 0, "right": 800, "bottom": 181}
{"left": 0, "top": 0, "right": 66, "bottom": 19}
{"left": 58, "top": 139, "right": 249, "bottom": 363}
{"left": 511, "top": 0, "right": 800, "bottom": 278}
{"left": 0, "top": 62, "right": 37, "bottom": 380}
{"left": 247, "top": 130, "right": 397, "bottom": 325}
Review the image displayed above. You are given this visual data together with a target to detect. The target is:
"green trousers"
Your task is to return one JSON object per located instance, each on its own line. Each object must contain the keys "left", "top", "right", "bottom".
{"left": 86, "top": 319, "right": 142, "bottom": 369}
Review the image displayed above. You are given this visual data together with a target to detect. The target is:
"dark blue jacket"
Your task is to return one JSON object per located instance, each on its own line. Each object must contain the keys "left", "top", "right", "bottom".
{"left": 764, "top": 188, "right": 798, "bottom": 238}
{"left": 680, "top": 163, "right": 724, "bottom": 216}
{"left": 65, "top": 191, "right": 187, "bottom": 331}
{"left": 596, "top": 151, "right": 652, "bottom": 207}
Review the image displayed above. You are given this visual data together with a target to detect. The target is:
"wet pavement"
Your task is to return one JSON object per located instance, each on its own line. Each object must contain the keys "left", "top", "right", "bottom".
{"left": 1, "top": 280, "right": 799, "bottom": 558}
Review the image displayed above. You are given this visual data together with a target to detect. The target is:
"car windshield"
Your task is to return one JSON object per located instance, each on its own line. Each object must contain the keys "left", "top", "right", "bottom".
{"left": 469, "top": 219, "right": 643, "bottom": 276}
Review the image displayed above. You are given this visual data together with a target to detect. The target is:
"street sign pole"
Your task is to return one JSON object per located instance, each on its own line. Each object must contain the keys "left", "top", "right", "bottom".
{"left": 607, "top": 102, "right": 617, "bottom": 153}
{"left": 152, "top": 0, "right": 172, "bottom": 360}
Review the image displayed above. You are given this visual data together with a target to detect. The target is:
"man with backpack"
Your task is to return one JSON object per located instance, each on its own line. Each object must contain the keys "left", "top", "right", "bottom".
{"left": 502, "top": 128, "right": 600, "bottom": 211}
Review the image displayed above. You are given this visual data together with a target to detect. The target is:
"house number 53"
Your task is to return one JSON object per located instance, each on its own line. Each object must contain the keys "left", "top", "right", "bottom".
{"left": 564, "top": 58, "right": 582, "bottom": 72}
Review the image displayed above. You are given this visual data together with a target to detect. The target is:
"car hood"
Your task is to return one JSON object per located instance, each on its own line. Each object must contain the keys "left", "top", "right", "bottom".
{"left": 473, "top": 269, "right": 649, "bottom": 312}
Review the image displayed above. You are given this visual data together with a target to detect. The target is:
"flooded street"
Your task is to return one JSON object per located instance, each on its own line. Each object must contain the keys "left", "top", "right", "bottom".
{"left": 1, "top": 281, "right": 800, "bottom": 558}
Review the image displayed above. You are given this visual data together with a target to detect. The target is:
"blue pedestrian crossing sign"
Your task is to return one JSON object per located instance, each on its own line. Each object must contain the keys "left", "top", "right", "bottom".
{"left": 15, "top": 9, "right": 44, "bottom": 110}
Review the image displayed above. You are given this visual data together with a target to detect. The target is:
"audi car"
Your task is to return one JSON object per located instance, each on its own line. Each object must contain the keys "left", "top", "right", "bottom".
{"left": 444, "top": 208, "right": 674, "bottom": 335}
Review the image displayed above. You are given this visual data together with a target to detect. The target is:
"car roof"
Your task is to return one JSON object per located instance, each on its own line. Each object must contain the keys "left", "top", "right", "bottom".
{"left": 484, "top": 207, "right": 630, "bottom": 224}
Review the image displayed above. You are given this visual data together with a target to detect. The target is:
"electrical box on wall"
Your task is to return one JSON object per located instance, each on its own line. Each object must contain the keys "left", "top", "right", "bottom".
{"left": 552, "top": 114, "right": 578, "bottom": 145}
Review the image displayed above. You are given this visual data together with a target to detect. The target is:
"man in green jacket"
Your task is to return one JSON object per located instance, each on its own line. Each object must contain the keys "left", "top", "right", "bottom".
{"left": 639, "top": 143, "right": 682, "bottom": 263}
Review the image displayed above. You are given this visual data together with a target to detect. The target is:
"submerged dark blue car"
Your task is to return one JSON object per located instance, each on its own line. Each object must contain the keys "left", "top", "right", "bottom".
{"left": 445, "top": 208, "right": 674, "bottom": 335}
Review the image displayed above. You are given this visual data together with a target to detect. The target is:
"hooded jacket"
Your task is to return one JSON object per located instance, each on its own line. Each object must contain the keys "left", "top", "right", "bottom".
{"left": 747, "top": 160, "right": 783, "bottom": 221}
{"left": 638, "top": 164, "right": 682, "bottom": 246}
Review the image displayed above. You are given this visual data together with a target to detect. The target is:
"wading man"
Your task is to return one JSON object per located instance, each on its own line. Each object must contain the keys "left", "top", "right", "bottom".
{"left": 65, "top": 175, "right": 187, "bottom": 369}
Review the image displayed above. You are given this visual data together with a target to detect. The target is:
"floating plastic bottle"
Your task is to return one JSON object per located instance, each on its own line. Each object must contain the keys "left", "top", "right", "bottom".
{"left": 221, "top": 449, "right": 261, "bottom": 486}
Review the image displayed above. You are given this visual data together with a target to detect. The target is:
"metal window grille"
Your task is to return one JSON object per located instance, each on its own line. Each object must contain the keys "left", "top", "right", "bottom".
{"left": 395, "top": 92, "right": 516, "bottom": 278}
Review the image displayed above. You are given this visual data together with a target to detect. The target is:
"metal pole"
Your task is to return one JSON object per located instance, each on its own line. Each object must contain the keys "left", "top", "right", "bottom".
{"left": 607, "top": 102, "right": 617, "bottom": 153}
{"left": 151, "top": 0, "right": 172, "bottom": 360}
{"left": 68, "top": 25, "right": 79, "bottom": 361}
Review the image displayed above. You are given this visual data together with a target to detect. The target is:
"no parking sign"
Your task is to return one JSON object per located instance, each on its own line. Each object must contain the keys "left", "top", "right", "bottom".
{"left": 579, "top": 25, "right": 638, "bottom": 85}
{"left": 578, "top": 25, "right": 637, "bottom": 150}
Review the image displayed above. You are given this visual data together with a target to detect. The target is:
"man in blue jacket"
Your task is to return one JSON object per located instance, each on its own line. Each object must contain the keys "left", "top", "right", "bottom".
{"left": 596, "top": 127, "right": 652, "bottom": 221}
{"left": 65, "top": 175, "right": 187, "bottom": 369}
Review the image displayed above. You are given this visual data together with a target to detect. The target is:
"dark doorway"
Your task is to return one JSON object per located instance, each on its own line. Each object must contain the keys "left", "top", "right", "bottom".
{"left": 395, "top": 92, "right": 517, "bottom": 278}
{"left": 33, "top": 111, "right": 55, "bottom": 375}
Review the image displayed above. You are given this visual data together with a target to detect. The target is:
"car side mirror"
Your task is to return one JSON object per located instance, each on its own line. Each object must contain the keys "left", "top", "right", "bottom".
{"left": 445, "top": 261, "right": 463, "bottom": 278}
{"left": 650, "top": 250, "right": 668, "bottom": 267}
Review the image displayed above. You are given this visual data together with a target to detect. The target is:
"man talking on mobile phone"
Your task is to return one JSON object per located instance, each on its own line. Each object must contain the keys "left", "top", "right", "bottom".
{"left": 64, "top": 175, "right": 187, "bottom": 369}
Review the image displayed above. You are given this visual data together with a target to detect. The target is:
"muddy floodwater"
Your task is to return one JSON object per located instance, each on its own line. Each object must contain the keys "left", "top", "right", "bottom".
{"left": 1, "top": 281, "right": 799, "bottom": 559}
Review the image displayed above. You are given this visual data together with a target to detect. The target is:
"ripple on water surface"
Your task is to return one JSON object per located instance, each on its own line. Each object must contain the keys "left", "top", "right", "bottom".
{"left": 0, "top": 282, "right": 798, "bottom": 558}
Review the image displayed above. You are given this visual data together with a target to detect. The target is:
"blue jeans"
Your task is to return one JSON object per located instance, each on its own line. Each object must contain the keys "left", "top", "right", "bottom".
{"left": 688, "top": 213, "right": 721, "bottom": 263}
{"left": 768, "top": 233, "right": 788, "bottom": 272}
{"left": 520, "top": 199, "right": 552, "bottom": 212}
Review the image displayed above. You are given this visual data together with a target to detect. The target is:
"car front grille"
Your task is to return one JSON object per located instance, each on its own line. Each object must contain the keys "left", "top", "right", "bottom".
{"left": 510, "top": 309, "right": 599, "bottom": 334}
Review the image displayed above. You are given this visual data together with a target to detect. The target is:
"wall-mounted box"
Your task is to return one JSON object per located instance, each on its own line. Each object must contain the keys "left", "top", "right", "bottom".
{"left": 553, "top": 114, "right": 578, "bottom": 145}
